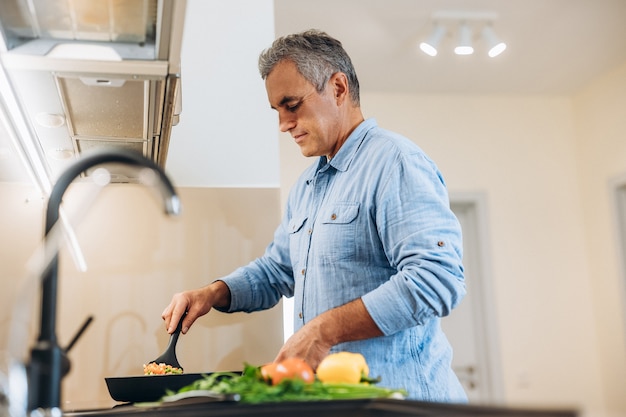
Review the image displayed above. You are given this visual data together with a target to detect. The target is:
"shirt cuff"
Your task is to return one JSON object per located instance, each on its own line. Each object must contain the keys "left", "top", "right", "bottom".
{"left": 215, "top": 268, "right": 253, "bottom": 313}
{"left": 361, "top": 279, "right": 421, "bottom": 336}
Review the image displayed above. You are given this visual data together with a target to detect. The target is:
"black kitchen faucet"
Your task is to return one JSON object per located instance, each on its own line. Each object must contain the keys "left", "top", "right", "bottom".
{"left": 27, "top": 149, "right": 181, "bottom": 411}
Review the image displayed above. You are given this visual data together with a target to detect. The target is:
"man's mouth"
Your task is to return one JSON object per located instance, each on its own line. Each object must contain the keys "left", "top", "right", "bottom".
{"left": 293, "top": 132, "right": 307, "bottom": 143}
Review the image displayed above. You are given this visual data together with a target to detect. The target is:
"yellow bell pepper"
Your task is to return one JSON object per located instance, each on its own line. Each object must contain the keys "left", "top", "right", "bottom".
{"left": 316, "top": 352, "right": 370, "bottom": 384}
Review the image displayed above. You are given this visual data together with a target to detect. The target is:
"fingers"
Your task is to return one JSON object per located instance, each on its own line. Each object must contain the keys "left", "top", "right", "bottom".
{"left": 180, "top": 310, "right": 199, "bottom": 334}
{"left": 162, "top": 284, "right": 219, "bottom": 334}
{"left": 273, "top": 324, "right": 331, "bottom": 370}
{"left": 162, "top": 293, "right": 190, "bottom": 334}
{"left": 161, "top": 303, "right": 174, "bottom": 331}
{"left": 170, "top": 304, "right": 188, "bottom": 334}
{"left": 161, "top": 289, "right": 210, "bottom": 334}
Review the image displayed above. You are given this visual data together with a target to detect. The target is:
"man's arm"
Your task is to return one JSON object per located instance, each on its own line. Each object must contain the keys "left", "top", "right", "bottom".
{"left": 274, "top": 297, "right": 383, "bottom": 369}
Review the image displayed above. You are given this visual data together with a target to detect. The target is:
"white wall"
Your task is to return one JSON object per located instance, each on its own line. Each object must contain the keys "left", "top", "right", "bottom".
{"left": 572, "top": 60, "right": 626, "bottom": 416}
{"left": 167, "top": 0, "right": 279, "bottom": 187}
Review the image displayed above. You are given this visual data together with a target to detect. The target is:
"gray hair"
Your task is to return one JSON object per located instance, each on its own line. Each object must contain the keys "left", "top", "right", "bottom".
{"left": 258, "top": 29, "right": 360, "bottom": 105}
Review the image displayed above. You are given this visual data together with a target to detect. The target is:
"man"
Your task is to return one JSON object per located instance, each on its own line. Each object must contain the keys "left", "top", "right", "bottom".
{"left": 162, "top": 29, "right": 467, "bottom": 402}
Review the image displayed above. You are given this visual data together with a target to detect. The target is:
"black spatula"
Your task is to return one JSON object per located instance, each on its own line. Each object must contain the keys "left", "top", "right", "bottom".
{"left": 149, "top": 314, "right": 184, "bottom": 371}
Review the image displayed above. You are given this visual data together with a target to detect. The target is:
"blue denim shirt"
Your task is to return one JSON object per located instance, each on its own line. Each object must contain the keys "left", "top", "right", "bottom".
{"left": 220, "top": 118, "right": 467, "bottom": 402}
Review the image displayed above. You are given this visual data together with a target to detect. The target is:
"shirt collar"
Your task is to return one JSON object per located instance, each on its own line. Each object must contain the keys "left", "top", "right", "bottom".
{"left": 322, "top": 118, "right": 377, "bottom": 173}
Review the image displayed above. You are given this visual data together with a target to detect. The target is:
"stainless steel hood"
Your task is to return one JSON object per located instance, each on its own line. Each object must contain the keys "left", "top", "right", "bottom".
{"left": 0, "top": 0, "right": 186, "bottom": 185}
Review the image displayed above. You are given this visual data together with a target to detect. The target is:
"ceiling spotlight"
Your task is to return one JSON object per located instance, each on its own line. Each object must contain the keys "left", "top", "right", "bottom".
{"left": 454, "top": 22, "right": 474, "bottom": 55}
{"left": 419, "top": 24, "right": 446, "bottom": 57}
{"left": 482, "top": 25, "right": 507, "bottom": 57}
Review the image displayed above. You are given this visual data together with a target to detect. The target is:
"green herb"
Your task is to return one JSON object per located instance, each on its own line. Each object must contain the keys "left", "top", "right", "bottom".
{"left": 168, "top": 363, "right": 406, "bottom": 404}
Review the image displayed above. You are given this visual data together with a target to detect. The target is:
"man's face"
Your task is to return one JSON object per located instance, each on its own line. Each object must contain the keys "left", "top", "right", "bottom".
{"left": 265, "top": 60, "right": 342, "bottom": 158}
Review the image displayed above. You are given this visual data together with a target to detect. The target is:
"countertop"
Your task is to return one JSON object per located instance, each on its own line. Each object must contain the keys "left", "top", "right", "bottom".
{"left": 64, "top": 398, "right": 578, "bottom": 417}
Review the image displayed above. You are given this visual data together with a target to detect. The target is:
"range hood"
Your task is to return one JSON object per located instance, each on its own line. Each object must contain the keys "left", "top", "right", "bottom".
{"left": 0, "top": 0, "right": 186, "bottom": 185}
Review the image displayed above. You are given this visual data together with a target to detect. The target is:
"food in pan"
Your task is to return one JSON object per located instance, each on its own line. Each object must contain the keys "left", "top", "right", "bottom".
{"left": 143, "top": 362, "right": 183, "bottom": 375}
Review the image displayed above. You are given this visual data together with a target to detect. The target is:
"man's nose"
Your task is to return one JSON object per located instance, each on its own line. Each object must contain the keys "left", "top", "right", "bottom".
{"left": 278, "top": 113, "right": 296, "bottom": 132}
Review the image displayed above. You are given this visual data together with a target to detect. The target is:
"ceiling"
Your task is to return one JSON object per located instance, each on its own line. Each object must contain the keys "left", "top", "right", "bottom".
{"left": 274, "top": 0, "right": 626, "bottom": 95}
{"left": 3, "top": 1, "right": 626, "bottom": 185}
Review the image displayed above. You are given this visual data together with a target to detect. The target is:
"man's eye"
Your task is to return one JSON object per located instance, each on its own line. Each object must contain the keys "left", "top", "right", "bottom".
{"left": 287, "top": 102, "right": 301, "bottom": 112}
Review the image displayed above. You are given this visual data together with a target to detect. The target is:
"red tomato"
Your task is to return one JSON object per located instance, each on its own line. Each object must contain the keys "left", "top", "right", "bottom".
{"left": 260, "top": 358, "right": 315, "bottom": 385}
{"left": 277, "top": 357, "right": 315, "bottom": 384}
{"left": 260, "top": 362, "right": 288, "bottom": 385}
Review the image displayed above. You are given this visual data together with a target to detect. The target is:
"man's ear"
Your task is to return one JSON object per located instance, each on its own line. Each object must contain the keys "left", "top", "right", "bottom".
{"left": 330, "top": 72, "right": 349, "bottom": 105}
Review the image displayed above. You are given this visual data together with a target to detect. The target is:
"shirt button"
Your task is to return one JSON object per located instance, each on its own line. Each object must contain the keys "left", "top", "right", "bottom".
{"left": 330, "top": 213, "right": 337, "bottom": 220}
{"left": 437, "top": 241, "right": 445, "bottom": 247}
{"left": 301, "top": 269, "right": 306, "bottom": 275}
{"left": 308, "top": 229, "right": 312, "bottom": 234}
{"left": 298, "top": 312, "right": 303, "bottom": 319}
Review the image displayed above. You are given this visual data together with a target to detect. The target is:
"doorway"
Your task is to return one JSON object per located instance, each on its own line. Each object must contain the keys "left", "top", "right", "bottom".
{"left": 611, "top": 179, "right": 626, "bottom": 334}
{"left": 443, "top": 193, "right": 502, "bottom": 403}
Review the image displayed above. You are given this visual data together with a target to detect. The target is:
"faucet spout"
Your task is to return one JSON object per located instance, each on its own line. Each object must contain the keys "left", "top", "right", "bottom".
{"left": 28, "top": 149, "right": 180, "bottom": 411}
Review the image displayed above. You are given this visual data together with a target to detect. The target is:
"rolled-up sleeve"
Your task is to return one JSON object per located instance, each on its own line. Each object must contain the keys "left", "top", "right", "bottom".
{"left": 361, "top": 151, "right": 465, "bottom": 336}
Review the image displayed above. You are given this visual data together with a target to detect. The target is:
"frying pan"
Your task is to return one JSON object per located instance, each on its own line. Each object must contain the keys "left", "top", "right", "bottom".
{"left": 105, "top": 373, "right": 225, "bottom": 403}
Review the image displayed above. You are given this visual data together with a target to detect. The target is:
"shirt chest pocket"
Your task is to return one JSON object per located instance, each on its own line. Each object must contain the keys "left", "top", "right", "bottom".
{"left": 288, "top": 216, "right": 308, "bottom": 266}
{"left": 289, "top": 216, "right": 308, "bottom": 234}
{"left": 320, "top": 203, "right": 359, "bottom": 225}
{"left": 316, "top": 202, "right": 360, "bottom": 262}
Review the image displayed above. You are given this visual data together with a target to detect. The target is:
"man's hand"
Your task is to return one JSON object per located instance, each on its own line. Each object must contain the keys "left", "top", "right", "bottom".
{"left": 274, "top": 298, "right": 383, "bottom": 369}
{"left": 274, "top": 317, "right": 333, "bottom": 369}
{"left": 161, "top": 281, "right": 231, "bottom": 334}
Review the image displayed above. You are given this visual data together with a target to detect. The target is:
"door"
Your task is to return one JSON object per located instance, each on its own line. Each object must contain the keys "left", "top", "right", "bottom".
{"left": 612, "top": 180, "right": 626, "bottom": 333}
{"left": 442, "top": 195, "right": 502, "bottom": 403}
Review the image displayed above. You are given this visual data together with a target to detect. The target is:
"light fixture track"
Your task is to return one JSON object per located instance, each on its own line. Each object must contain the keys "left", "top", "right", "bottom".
{"left": 419, "top": 10, "right": 506, "bottom": 58}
